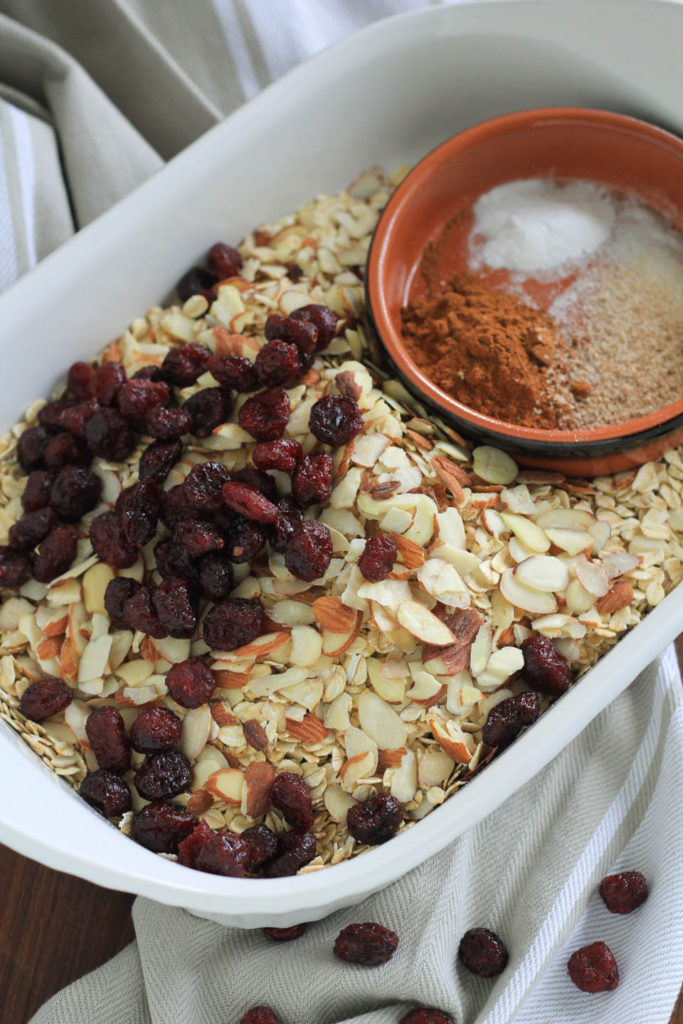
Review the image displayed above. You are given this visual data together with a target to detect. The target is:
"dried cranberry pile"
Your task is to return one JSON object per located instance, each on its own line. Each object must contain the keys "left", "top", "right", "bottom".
{"left": 0, "top": 244, "right": 369, "bottom": 658}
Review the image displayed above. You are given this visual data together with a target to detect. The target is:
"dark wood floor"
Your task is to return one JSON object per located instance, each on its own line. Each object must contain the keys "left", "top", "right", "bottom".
{"left": 2, "top": 635, "right": 682, "bottom": 1024}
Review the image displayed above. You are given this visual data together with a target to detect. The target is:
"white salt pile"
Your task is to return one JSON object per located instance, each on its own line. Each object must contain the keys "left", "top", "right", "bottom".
{"left": 470, "top": 178, "right": 616, "bottom": 272}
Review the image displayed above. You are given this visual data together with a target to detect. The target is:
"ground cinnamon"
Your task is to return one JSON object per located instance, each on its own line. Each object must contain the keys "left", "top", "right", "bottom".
{"left": 400, "top": 274, "right": 570, "bottom": 428}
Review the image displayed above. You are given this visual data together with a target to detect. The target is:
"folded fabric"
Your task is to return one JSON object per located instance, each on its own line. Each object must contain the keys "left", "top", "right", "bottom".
{"left": 30, "top": 649, "right": 683, "bottom": 1024}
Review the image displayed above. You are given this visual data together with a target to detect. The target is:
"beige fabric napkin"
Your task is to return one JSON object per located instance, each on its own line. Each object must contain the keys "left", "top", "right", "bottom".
{"left": 0, "top": 3, "right": 680, "bottom": 1022}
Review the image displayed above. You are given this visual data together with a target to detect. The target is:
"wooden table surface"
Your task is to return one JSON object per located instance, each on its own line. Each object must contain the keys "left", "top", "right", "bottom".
{"left": 3, "top": 637, "right": 683, "bottom": 1024}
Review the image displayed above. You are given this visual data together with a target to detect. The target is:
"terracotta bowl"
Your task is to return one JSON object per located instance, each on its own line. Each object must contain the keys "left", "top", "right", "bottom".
{"left": 366, "top": 107, "right": 683, "bottom": 477}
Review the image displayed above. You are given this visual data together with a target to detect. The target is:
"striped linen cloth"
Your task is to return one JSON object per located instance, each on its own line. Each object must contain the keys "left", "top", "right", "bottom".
{"left": 0, "top": 2, "right": 678, "bottom": 1022}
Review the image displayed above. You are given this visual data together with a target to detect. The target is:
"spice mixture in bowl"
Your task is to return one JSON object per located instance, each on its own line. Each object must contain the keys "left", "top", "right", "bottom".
{"left": 0, "top": 167, "right": 682, "bottom": 884}
{"left": 367, "top": 109, "right": 683, "bottom": 475}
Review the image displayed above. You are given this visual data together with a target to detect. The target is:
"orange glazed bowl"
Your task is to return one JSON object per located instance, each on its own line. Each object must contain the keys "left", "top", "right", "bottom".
{"left": 366, "top": 108, "right": 683, "bottom": 477}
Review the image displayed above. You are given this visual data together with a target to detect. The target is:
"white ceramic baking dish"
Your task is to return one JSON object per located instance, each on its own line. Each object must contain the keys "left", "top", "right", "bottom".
{"left": 0, "top": 0, "right": 682, "bottom": 928}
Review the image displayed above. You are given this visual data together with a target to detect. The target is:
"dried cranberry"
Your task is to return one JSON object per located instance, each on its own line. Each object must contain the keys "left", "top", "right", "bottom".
{"left": 39, "top": 400, "right": 73, "bottom": 432}
{"left": 265, "top": 313, "right": 318, "bottom": 357}
{"left": 130, "top": 707, "right": 182, "bottom": 753}
{"left": 126, "top": 585, "right": 167, "bottom": 638}
{"left": 18, "top": 425, "right": 51, "bottom": 470}
{"left": 131, "top": 801, "right": 198, "bottom": 853}
{"left": 346, "top": 793, "right": 402, "bottom": 846}
{"left": 359, "top": 534, "right": 397, "bottom": 582}
{"left": 184, "top": 387, "right": 231, "bottom": 437}
{"left": 206, "top": 353, "right": 259, "bottom": 392}
{"left": 567, "top": 941, "right": 619, "bottom": 992}
{"left": 458, "top": 928, "right": 509, "bottom": 977}
{"left": 203, "top": 598, "right": 264, "bottom": 651}
{"left": 92, "top": 362, "right": 127, "bottom": 406}
{"left": 255, "top": 339, "right": 301, "bottom": 388}
{"left": 198, "top": 551, "right": 233, "bottom": 601}
{"left": 207, "top": 241, "right": 243, "bottom": 278}
{"left": 0, "top": 546, "right": 29, "bottom": 587}
{"left": 104, "top": 576, "right": 141, "bottom": 629}
{"left": 252, "top": 439, "right": 302, "bottom": 473}
{"left": 154, "top": 538, "right": 197, "bottom": 583}
{"left": 22, "top": 470, "right": 54, "bottom": 512}
{"left": 334, "top": 922, "right": 399, "bottom": 966}
{"left": 225, "top": 519, "right": 266, "bottom": 563}
{"left": 117, "top": 378, "right": 170, "bottom": 424}
{"left": 139, "top": 438, "right": 182, "bottom": 485}
{"left": 242, "top": 823, "right": 279, "bottom": 874}
{"left": 144, "top": 405, "right": 192, "bottom": 441}
{"left": 176, "top": 266, "right": 217, "bottom": 303}
{"left": 309, "top": 394, "right": 364, "bottom": 447}
{"left": 521, "top": 635, "right": 573, "bottom": 696}
{"left": 153, "top": 578, "right": 197, "bottom": 639}
{"left": 222, "top": 481, "right": 278, "bottom": 523}
{"left": 284, "top": 520, "right": 332, "bottom": 582}
{"left": 231, "top": 467, "right": 279, "bottom": 503}
{"left": 80, "top": 770, "right": 131, "bottom": 817}
{"left": 90, "top": 512, "right": 138, "bottom": 569}
{"left": 20, "top": 677, "right": 72, "bottom": 721}
{"left": 238, "top": 388, "right": 290, "bottom": 442}
{"left": 160, "top": 484, "right": 197, "bottom": 529}
{"left": 44, "top": 432, "right": 89, "bottom": 472}
{"left": 133, "top": 365, "right": 164, "bottom": 382}
{"left": 86, "top": 706, "right": 131, "bottom": 773}
{"left": 270, "top": 772, "right": 314, "bottom": 830}
{"left": 599, "top": 871, "right": 648, "bottom": 914}
{"left": 291, "top": 303, "right": 339, "bottom": 350}
{"left": 166, "top": 658, "right": 215, "bottom": 708}
{"left": 55, "top": 400, "right": 98, "bottom": 437}
{"left": 292, "top": 453, "right": 334, "bottom": 506}
{"left": 182, "top": 462, "right": 230, "bottom": 512}
{"left": 68, "top": 361, "right": 96, "bottom": 400}
{"left": 33, "top": 527, "right": 77, "bottom": 583}
{"left": 174, "top": 520, "right": 224, "bottom": 558}
{"left": 264, "top": 831, "right": 317, "bottom": 878}
{"left": 240, "top": 1007, "right": 280, "bottom": 1024}
{"left": 8, "top": 508, "right": 56, "bottom": 551}
{"left": 115, "top": 478, "right": 160, "bottom": 546}
{"left": 161, "top": 343, "right": 210, "bottom": 386}
{"left": 50, "top": 466, "right": 102, "bottom": 522}
{"left": 177, "top": 819, "right": 248, "bottom": 876}
{"left": 135, "top": 750, "right": 192, "bottom": 800}
{"left": 264, "top": 924, "right": 306, "bottom": 942}
{"left": 268, "top": 497, "right": 304, "bottom": 553}
{"left": 399, "top": 1010, "right": 455, "bottom": 1024}
{"left": 85, "top": 408, "right": 137, "bottom": 461}
{"left": 482, "top": 691, "right": 540, "bottom": 748}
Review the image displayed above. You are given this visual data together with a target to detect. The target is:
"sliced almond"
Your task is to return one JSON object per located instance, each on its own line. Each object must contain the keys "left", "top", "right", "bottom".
{"left": 396, "top": 600, "right": 455, "bottom": 646}
{"left": 340, "top": 749, "right": 375, "bottom": 792}
{"left": 242, "top": 718, "right": 268, "bottom": 750}
{"left": 485, "top": 646, "right": 525, "bottom": 680}
{"left": 500, "top": 568, "right": 557, "bottom": 615}
{"left": 289, "top": 625, "right": 323, "bottom": 667}
{"left": 417, "top": 558, "right": 469, "bottom": 608}
{"left": 286, "top": 712, "right": 329, "bottom": 743}
{"left": 500, "top": 512, "right": 550, "bottom": 553}
{"left": 531, "top": 613, "right": 587, "bottom": 639}
{"left": 515, "top": 555, "right": 569, "bottom": 593}
{"left": 545, "top": 528, "right": 594, "bottom": 556}
{"left": 602, "top": 552, "right": 639, "bottom": 579}
{"left": 206, "top": 767, "right": 244, "bottom": 805}
{"left": 418, "top": 747, "right": 455, "bottom": 788}
{"left": 429, "top": 717, "right": 473, "bottom": 764}
{"left": 228, "top": 631, "right": 290, "bottom": 659}
{"left": 390, "top": 748, "right": 418, "bottom": 802}
{"left": 321, "top": 615, "right": 361, "bottom": 657}
{"left": 564, "top": 579, "right": 596, "bottom": 615}
{"left": 357, "top": 690, "right": 407, "bottom": 749}
{"left": 405, "top": 666, "right": 444, "bottom": 704}
{"left": 575, "top": 558, "right": 610, "bottom": 598}
{"left": 192, "top": 745, "right": 229, "bottom": 790}
{"left": 180, "top": 705, "right": 212, "bottom": 762}
{"left": 472, "top": 446, "right": 518, "bottom": 485}
{"left": 324, "top": 692, "right": 353, "bottom": 731}
{"left": 244, "top": 761, "right": 275, "bottom": 818}
{"left": 597, "top": 580, "right": 634, "bottom": 614}
{"left": 312, "top": 596, "right": 358, "bottom": 632}
{"left": 390, "top": 532, "right": 426, "bottom": 569}
{"left": 367, "top": 658, "right": 406, "bottom": 704}
{"left": 536, "top": 508, "right": 596, "bottom": 531}
{"left": 324, "top": 784, "right": 357, "bottom": 823}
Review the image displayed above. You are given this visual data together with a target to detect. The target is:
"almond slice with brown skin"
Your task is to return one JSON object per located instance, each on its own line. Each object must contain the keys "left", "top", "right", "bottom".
{"left": 312, "top": 596, "right": 358, "bottom": 632}
{"left": 206, "top": 767, "right": 244, "bottom": 805}
{"left": 244, "top": 761, "right": 275, "bottom": 818}
{"left": 286, "top": 712, "right": 329, "bottom": 744}
{"left": 396, "top": 600, "right": 456, "bottom": 646}
{"left": 597, "top": 580, "right": 635, "bottom": 614}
